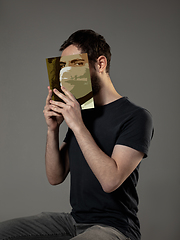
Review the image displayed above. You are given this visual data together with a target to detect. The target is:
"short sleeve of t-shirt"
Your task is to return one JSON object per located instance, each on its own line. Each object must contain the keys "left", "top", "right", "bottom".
{"left": 115, "top": 108, "right": 153, "bottom": 158}
{"left": 64, "top": 128, "right": 72, "bottom": 144}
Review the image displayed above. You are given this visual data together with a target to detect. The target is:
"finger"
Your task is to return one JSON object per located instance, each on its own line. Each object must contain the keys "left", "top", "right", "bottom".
{"left": 53, "top": 87, "right": 77, "bottom": 105}
{"left": 43, "top": 105, "right": 52, "bottom": 113}
{"left": 45, "top": 110, "right": 62, "bottom": 118}
{"left": 53, "top": 88, "right": 70, "bottom": 103}
{"left": 53, "top": 88, "right": 72, "bottom": 104}
{"left": 46, "top": 86, "right": 52, "bottom": 105}
{"left": 61, "top": 86, "right": 76, "bottom": 101}
{"left": 49, "top": 104, "right": 63, "bottom": 114}
{"left": 50, "top": 100, "right": 66, "bottom": 108}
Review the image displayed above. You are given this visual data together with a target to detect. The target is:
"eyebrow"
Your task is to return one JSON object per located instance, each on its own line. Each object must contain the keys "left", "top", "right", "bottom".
{"left": 60, "top": 61, "right": 66, "bottom": 65}
{"left": 70, "top": 59, "right": 85, "bottom": 63}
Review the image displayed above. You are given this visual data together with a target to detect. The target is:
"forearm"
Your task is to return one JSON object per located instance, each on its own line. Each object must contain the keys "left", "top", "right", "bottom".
{"left": 45, "top": 128, "right": 67, "bottom": 185}
{"left": 73, "top": 125, "right": 119, "bottom": 193}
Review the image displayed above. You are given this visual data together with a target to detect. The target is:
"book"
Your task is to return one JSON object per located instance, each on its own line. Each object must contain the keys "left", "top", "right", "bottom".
{"left": 46, "top": 53, "right": 94, "bottom": 109}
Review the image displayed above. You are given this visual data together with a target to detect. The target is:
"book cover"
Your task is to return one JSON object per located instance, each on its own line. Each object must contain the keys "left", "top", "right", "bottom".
{"left": 46, "top": 53, "right": 94, "bottom": 109}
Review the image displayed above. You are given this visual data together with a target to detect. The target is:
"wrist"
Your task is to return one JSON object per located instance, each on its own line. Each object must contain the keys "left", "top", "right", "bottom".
{"left": 73, "top": 122, "right": 87, "bottom": 137}
{"left": 47, "top": 127, "right": 59, "bottom": 135}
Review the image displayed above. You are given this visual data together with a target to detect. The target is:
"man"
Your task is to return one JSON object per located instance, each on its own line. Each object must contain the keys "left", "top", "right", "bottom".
{"left": 0, "top": 30, "right": 153, "bottom": 240}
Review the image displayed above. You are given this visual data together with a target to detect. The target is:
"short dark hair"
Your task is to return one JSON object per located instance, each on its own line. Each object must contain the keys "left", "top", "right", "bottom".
{"left": 60, "top": 29, "right": 111, "bottom": 73}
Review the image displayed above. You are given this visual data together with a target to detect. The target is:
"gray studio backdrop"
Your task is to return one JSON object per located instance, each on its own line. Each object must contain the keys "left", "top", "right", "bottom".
{"left": 0, "top": 1, "right": 179, "bottom": 239}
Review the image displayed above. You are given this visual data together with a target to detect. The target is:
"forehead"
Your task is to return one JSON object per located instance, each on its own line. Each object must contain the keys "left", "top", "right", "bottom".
{"left": 61, "top": 44, "right": 81, "bottom": 56}
{"left": 60, "top": 53, "right": 88, "bottom": 63}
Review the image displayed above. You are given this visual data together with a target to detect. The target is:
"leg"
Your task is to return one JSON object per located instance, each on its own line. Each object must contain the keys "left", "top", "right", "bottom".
{"left": 72, "top": 225, "right": 130, "bottom": 240}
{"left": 0, "top": 212, "right": 76, "bottom": 240}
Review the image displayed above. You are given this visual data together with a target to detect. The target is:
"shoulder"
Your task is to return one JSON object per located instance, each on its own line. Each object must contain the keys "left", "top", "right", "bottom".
{"left": 115, "top": 99, "right": 154, "bottom": 157}
{"left": 122, "top": 98, "right": 153, "bottom": 123}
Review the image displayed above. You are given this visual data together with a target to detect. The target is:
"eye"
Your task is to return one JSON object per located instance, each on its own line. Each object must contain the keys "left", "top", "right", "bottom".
{"left": 60, "top": 64, "right": 65, "bottom": 69}
{"left": 74, "top": 61, "right": 84, "bottom": 66}
{"left": 60, "top": 62, "right": 66, "bottom": 69}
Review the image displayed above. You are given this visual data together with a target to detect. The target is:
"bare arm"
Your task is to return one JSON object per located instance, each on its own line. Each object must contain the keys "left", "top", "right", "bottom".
{"left": 43, "top": 87, "right": 69, "bottom": 185}
{"left": 50, "top": 87, "right": 144, "bottom": 192}
{"left": 73, "top": 125, "right": 143, "bottom": 193}
{"left": 45, "top": 131, "right": 69, "bottom": 185}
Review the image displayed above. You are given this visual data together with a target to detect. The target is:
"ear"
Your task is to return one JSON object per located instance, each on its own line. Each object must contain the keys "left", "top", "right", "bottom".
{"left": 97, "top": 56, "right": 107, "bottom": 73}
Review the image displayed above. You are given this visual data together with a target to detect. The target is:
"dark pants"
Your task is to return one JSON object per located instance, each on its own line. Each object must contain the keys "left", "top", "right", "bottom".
{"left": 0, "top": 212, "right": 130, "bottom": 240}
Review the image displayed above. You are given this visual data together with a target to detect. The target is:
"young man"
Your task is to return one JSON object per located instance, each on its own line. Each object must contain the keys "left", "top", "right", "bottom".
{"left": 0, "top": 30, "right": 153, "bottom": 240}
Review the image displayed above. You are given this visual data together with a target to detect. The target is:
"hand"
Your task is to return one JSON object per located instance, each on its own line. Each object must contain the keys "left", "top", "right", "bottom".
{"left": 43, "top": 86, "right": 64, "bottom": 131}
{"left": 49, "top": 86, "right": 84, "bottom": 132}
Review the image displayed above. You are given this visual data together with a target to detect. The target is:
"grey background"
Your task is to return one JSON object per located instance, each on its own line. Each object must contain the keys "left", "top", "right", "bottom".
{"left": 0, "top": 0, "right": 179, "bottom": 239}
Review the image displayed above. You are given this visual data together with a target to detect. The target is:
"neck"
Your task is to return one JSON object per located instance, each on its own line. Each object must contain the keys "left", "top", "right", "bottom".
{"left": 93, "top": 74, "right": 122, "bottom": 107}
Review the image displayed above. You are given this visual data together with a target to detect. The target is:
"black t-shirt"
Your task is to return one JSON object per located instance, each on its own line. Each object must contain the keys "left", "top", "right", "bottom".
{"left": 64, "top": 97, "right": 153, "bottom": 240}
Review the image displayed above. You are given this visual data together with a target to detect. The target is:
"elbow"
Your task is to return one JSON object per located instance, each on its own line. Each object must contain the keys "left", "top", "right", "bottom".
{"left": 102, "top": 187, "right": 113, "bottom": 194}
{"left": 101, "top": 180, "right": 122, "bottom": 193}
{"left": 48, "top": 177, "right": 65, "bottom": 186}
{"left": 46, "top": 170, "right": 68, "bottom": 186}
{"left": 49, "top": 180, "right": 61, "bottom": 186}
{"left": 102, "top": 185, "right": 117, "bottom": 193}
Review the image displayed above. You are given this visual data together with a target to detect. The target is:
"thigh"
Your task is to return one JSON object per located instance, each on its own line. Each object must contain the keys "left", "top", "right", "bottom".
{"left": 71, "top": 225, "right": 130, "bottom": 240}
{"left": 0, "top": 212, "right": 76, "bottom": 240}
